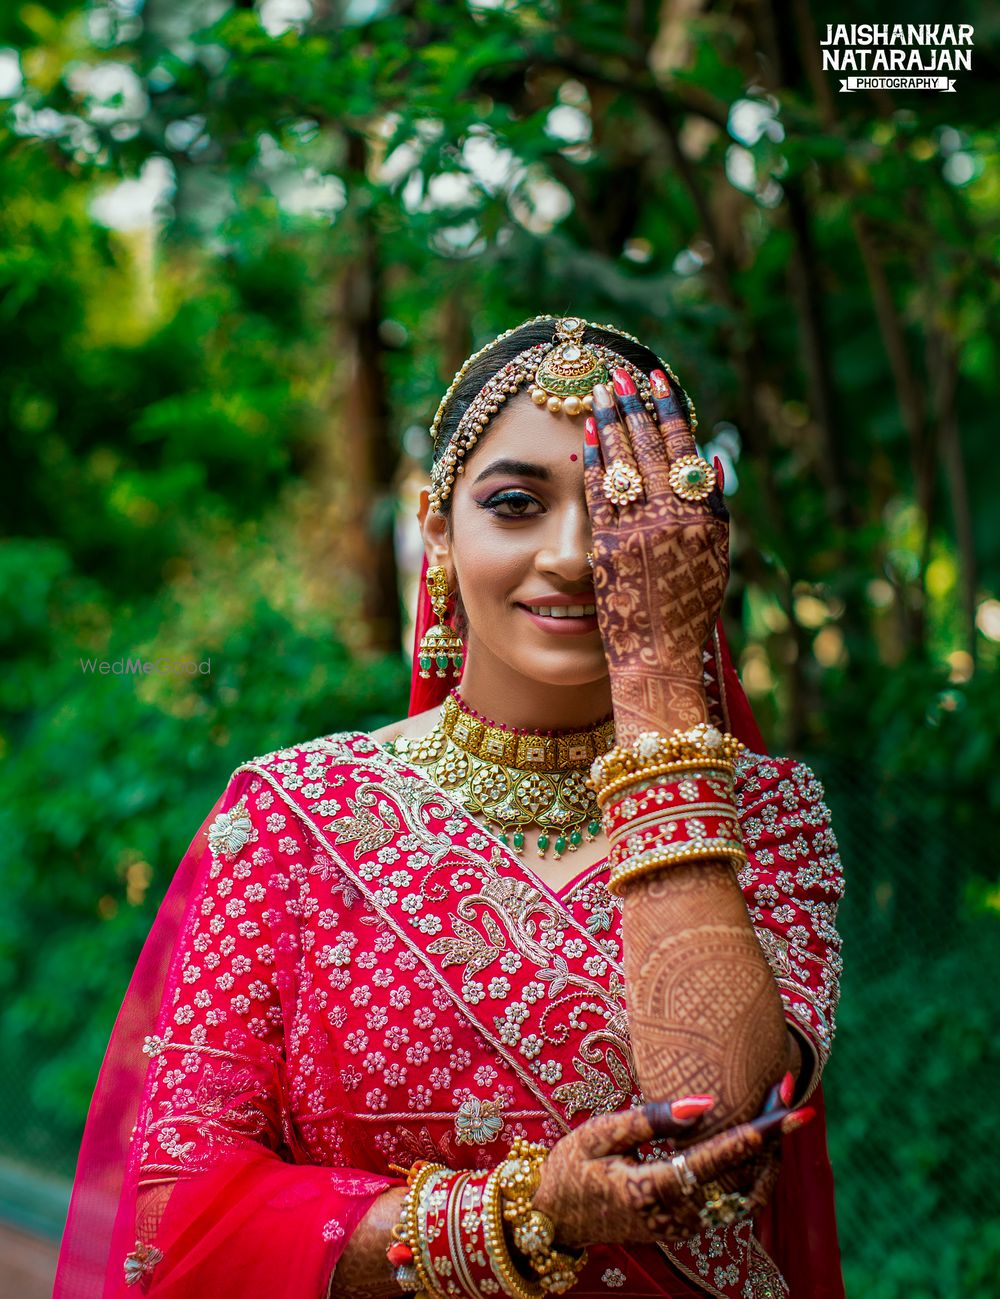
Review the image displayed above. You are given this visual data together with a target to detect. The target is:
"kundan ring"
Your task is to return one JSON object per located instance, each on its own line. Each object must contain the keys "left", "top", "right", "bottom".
{"left": 602, "top": 460, "right": 643, "bottom": 507}
{"left": 668, "top": 454, "right": 716, "bottom": 502}
{"left": 586, "top": 551, "right": 595, "bottom": 569}
{"left": 698, "top": 1182, "right": 750, "bottom": 1228}
{"left": 670, "top": 1153, "right": 698, "bottom": 1198}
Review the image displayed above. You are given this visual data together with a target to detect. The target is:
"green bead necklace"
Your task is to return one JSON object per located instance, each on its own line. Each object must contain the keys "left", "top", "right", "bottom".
{"left": 388, "top": 691, "right": 612, "bottom": 860}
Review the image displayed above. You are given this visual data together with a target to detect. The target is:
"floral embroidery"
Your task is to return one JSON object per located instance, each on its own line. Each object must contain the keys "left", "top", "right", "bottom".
{"left": 454, "top": 1096, "right": 505, "bottom": 1144}
{"left": 207, "top": 794, "right": 253, "bottom": 859}
{"left": 132, "top": 734, "right": 840, "bottom": 1299}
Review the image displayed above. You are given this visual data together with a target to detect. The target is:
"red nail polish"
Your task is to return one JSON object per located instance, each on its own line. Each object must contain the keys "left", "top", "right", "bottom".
{"left": 584, "top": 418, "right": 599, "bottom": 446}
{"left": 672, "top": 1096, "right": 715, "bottom": 1121}
{"left": 779, "top": 1071, "right": 794, "bottom": 1107}
{"left": 649, "top": 369, "right": 669, "bottom": 397}
{"left": 612, "top": 367, "right": 636, "bottom": 397}
{"left": 781, "top": 1106, "right": 815, "bottom": 1135}
{"left": 713, "top": 455, "right": 725, "bottom": 493}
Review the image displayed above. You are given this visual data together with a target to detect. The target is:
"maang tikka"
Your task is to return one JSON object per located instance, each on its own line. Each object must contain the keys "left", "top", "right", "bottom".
{"left": 417, "top": 565, "right": 464, "bottom": 679}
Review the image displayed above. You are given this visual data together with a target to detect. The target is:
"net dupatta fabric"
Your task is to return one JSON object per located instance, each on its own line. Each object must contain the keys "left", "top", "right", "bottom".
{"left": 53, "top": 785, "right": 396, "bottom": 1299}
{"left": 408, "top": 554, "right": 845, "bottom": 1299}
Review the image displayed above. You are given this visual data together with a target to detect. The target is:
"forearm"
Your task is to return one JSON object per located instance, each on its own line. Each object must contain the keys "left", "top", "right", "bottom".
{"left": 614, "top": 685, "right": 790, "bottom": 1127}
{"left": 622, "top": 862, "right": 790, "bottom": 1127}
{"left": 328, "top": 1187, "right": 407, "bottom": 1299}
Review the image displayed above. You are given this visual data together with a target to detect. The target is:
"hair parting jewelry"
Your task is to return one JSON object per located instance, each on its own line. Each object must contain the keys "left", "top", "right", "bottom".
{"left": 428, "top": 316, "right": 695, "bottom": 512}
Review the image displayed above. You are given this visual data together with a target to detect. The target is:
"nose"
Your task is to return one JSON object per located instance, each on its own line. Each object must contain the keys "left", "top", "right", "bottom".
{"left": 534, "top": 499, "right": 593, "bottom": 584}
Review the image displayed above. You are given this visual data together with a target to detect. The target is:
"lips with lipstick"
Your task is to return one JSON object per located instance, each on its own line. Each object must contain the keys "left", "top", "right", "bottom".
{"left": 517, "top": 595, "right": 599, "bottom": 633}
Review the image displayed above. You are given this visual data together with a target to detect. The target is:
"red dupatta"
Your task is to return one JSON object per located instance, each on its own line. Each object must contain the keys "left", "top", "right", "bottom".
{"left": 409, "top": 555, "right": 844, "bottom": 1299}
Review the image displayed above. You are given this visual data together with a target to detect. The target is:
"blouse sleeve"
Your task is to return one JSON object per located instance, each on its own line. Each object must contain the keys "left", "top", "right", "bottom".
{"left": 737, "top": 756, "right": 844, "bottom": 1102}
{"left": 132, "top": 768, "right": 394, "bottom": 1299}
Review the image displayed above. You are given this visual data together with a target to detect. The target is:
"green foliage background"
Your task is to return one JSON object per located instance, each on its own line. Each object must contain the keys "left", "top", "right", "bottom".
{"left": 1, "top": 2, "right": 998, "bottom": 1294}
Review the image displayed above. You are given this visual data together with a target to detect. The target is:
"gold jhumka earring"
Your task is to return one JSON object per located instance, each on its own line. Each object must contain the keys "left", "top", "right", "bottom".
{"left": 417, "top": 565, "right": 464, "bottom": 679}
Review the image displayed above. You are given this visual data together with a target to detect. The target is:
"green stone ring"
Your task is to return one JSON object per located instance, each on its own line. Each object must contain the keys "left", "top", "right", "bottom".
{"left": 668, "top": 454, "right": 716, "bottom": 503}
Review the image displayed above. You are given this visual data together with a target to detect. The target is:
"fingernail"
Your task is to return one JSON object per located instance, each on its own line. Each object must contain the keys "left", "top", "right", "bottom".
{"left": 584, "top": 417, "right": 599, "bottom": 446}
{"left": 649, "top": 369, "right": 670, "bottom": 398}
{"left": 612, "top": 367, "right": 636, "bottom": 397}
{"left": 781, "top": 1106, "right": 816, "bottom": 1135}
{"left": 779, "top": 1072, "right": 795, "bottom": 1107}
{"left": 671, "top": 1096, "right": 715, "bottom": 1121}
{"left": 591, "top": 383, "right": 612, "bottom": 409}
{"left": 713, "top": 455, "right": 726, "bottom": 492}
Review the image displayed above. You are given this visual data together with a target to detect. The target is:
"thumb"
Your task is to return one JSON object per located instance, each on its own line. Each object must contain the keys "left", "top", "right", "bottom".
{"left": 578, "top": 1097, "right": 714, "bottom": 1158}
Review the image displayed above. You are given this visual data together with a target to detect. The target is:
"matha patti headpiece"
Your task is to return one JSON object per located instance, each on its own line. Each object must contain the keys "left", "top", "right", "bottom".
{"left": 428, "top": 315, "right": 695, "bottom": 511}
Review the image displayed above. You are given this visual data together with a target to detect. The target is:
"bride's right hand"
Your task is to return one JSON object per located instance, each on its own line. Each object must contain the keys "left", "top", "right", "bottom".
{"left": 530, "top": 1088, "right": 805, "bottom": 1249}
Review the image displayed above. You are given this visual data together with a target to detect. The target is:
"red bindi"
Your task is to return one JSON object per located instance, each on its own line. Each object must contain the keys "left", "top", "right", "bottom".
{"left": 569, "top": 453, "right": 578, "bottom": 461}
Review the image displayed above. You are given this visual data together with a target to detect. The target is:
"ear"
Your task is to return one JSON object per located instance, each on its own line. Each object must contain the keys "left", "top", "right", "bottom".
{"left": 418, "top": 487, "right": 452, "bottom": 570}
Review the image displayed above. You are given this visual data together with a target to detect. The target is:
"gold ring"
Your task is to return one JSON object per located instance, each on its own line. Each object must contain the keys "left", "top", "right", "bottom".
{"left": 698, "top": 1181, "right": 750, "bottom": 1227}
{"left": 602, "top": 460, "right": 643, "bottom": 507}
{"left": 586, "top": 551, "right": 595, "bottom": 569}
{"left": 668, "top": 454, "right": 716, "bottom": 502}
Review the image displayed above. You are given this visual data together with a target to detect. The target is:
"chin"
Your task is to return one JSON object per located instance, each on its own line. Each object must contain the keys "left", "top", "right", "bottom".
{"left": 507, "top": 644, "right": 609, "bottom": 689}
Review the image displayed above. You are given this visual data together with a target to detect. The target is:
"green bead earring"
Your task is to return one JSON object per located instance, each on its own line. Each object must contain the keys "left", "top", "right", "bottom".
{"left": 417, "top": 565, "right": 464, "bottom": 680}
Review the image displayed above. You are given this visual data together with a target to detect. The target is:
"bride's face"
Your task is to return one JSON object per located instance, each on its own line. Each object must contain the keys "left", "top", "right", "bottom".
{"left": 423, "top": 392, "right": 609, "bottom": 689}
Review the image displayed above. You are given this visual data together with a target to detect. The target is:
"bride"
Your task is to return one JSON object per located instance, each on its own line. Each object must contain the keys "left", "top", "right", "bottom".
{"left": 54, "top": 316, "right": 844, "bottom": 1299}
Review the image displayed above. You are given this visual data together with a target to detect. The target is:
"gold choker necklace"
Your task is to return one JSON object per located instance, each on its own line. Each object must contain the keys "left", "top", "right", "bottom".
{"left": 388, "top": 691, "right": 614, "bottom": 859}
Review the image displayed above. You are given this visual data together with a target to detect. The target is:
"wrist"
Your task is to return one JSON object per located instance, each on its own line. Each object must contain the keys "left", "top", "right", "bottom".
{"left": 610, "top": 674, "right": 709, "bottom": 740}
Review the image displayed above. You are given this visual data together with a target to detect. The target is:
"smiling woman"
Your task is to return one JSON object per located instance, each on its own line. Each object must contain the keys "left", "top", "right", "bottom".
{"left": 55, "top": 317, "right": 845, "bottom": 1299}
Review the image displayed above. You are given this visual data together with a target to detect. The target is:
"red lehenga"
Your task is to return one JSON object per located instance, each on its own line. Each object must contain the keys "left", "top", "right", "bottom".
{"left": 54, "top": 615, "right": 845, "bottom": 1299}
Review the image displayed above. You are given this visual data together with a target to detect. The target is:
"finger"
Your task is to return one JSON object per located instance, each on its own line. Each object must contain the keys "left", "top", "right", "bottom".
{"left": 678, "top": 1108, "right": 791, "bottom": 1185}
{"left": 646, "top": 1095, "right": 714, "bottom": 1136}
{"left": 610, "top": 367, "right": 667, "bottom": 481}
{"left": 760, "top": 1079, "right": 786, "bottom": 1115}
{"left": 708, "top": 455, "right": 730, "bottom": 523}
{"left": 591, "top": 383, "right": 642, "bottom": 509}
{"left": 650, "top": 368, "right": 698, "bottom": 462}
{"left": 740, "top": 1152, "right": 782, "bottom": 1217}
{"left": 576, "top": 1097, "right": 711, "bottom": 1159}
{"left": 583, "top": 416, "right": 614, "bottom": 530}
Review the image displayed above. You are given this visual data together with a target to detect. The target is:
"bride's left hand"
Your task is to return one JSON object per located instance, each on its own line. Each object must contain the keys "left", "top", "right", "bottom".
{"left": 583, "top": 368, "right": 729, "bottom": 739}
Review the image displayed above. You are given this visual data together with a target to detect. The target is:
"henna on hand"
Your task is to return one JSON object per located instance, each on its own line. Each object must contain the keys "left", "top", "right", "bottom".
{"left": 531, "top": 1096, "right": 796, "bottom": 1250}
{"left": 584, "top": 376, "right": 728, "bottom": 740}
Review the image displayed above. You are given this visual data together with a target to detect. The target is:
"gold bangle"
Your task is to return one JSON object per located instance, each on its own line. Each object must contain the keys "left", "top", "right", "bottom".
{"left": 403, "top": 1162, "right": 450, "bottom": 1299}
{"left": 595, "top": 757, "right": 737, "bottom": 808}
{"left": 589, "top": 726, "right": 744, "bottom": 798}
{"left": 482, "top": 1166, "right": 544, "bottom": 1299}
{"left": 608, "top": 843, "right": 747, "bottom": 895}
{"left": 497, "top": 1140, "right": 586, "bottom": 1295}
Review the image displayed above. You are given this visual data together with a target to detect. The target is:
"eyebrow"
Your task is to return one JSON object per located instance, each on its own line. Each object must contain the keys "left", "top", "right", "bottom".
{"left": 472, "top": 458, "right": 553, "bottom": 486}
